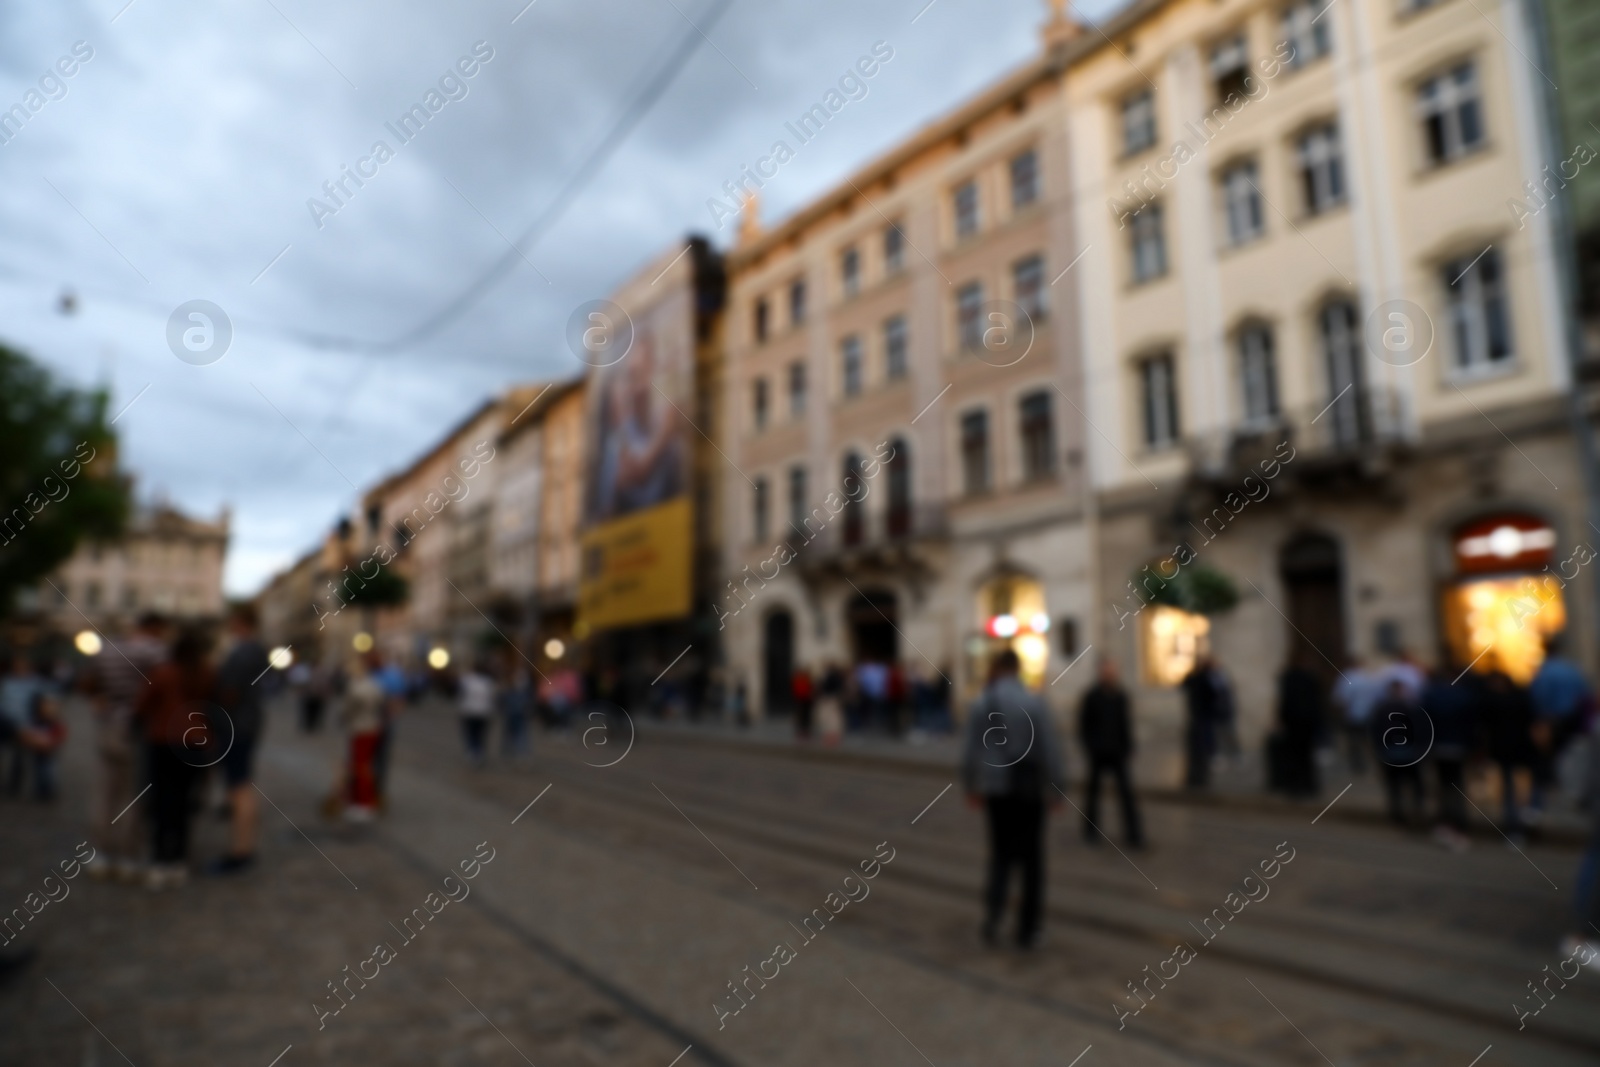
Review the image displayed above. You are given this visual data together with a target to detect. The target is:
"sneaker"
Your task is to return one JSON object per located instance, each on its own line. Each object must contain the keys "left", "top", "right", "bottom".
{"left": 343, "top": 805, "right": 376, "bottom": 823}
{"left": 87, "top": 859, "right": 114, "bottom": 882}
{"left": 114, "top": 859, "right": 144, "bottom": 884}
{"left": 144, "top": 865, "right": 172, "bottom": 891}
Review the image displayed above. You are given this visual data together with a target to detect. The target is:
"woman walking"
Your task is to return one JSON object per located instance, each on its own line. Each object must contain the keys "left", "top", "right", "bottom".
{"left": 339, "top": 653, "right": 385, "bottom": 821}
{"left": 135, "top": 627, "right": 216, "bottom": 889}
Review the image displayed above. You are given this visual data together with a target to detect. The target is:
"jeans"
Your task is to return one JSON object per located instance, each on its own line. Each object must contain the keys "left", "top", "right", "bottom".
{"left": 1383, "top": 763, "right": 1425, "bottom": 827}
{"left": 461, "top": 717, "right": 489, "bottom": 765}
{"left": 1084, "top": 756, "right": 1143, "bottom": 846}
{"left": 148, "top": 744, "right": 197, "bottom": 864}
{"left": 1434, "top": 757, "right": 1467, "bottom": 831}
{"left": 984, "top": 795, "right": 1045, "bottom": 945}
{"left": 1577, "top": 828, "right": 1600, "bottom": 930}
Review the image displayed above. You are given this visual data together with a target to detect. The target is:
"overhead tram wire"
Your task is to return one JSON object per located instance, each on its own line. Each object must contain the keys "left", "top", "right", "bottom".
{"left": 5, "top": 0, "right": 736, "bottom": 360}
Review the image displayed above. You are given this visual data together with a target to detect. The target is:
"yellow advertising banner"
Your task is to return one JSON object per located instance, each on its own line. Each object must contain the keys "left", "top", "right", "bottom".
{"left": 578, "top": 496, "right": 692, "bottom": 632}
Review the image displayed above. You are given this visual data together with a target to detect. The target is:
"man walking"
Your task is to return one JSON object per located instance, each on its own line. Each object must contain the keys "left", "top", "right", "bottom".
{"left": 962, "top": 649, "right": 1065, "bottom": 950}
{"left": 211, "top": 605, "right": 270, "bottom": 874}
{"left": 1077, "top": 658, "right": 1144, "bottom": 849}
{"left": 1180, "top": 654, "right": 1220, "bottom": 789}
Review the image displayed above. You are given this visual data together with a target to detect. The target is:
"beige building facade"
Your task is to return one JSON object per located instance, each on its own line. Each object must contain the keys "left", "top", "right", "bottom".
{"left": 720, "top": 11, "right": 1097, "bottom": 717}
{"left": 42, "top": 502, "right": 229, "bottom": 632}
{"left": 1066, "top": 0, "right": 1588, "bottom": 741}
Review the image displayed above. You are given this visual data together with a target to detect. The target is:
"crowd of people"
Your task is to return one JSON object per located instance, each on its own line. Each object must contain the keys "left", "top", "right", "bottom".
{"left": 0, "top": 607, "right": 272, "bottom": 890}
{"left": 782, "top": 660, "right": 954, "bottom": 742}
{"left": 957, "top": 639, "right": 1600, "bottom": 964}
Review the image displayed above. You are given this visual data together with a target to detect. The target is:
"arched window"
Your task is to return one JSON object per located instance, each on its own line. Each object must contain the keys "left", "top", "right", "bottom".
{"left": 842, "top": 452, "right": 865, "bottom": 546}
{"left": 1319, "top": 299, "right": 1364, "bottom": 446}
{"left": 886, "top": 437, "right": 911, "bottom": 539}
{"left": 1237, "top": 321, "right": 1279, "bottom": 425}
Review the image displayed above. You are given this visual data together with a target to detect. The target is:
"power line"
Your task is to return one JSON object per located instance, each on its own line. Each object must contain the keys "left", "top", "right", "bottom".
{"left": 4, "top": 0, "right": 736, "bottom": 358}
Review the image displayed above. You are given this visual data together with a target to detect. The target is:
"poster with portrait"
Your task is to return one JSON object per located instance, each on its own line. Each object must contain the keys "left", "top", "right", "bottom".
{"left": 577, "top": 245, "right": 696, "bottom": 633}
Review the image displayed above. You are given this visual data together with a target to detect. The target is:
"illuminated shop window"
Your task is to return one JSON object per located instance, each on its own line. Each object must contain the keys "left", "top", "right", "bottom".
{"left": 1444, "top": 514, "right": 1563, "bottom": 684}
{"left": 1142, "top": 605, "right": 1210, "bottom": 687}
{"left": 973, "top": 574, "right": 1050, "bottom": 688}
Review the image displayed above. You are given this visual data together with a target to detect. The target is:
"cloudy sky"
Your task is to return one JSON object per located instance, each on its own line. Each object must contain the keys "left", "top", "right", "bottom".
{"left": 0, "top": 0, "right": 1126, "bottom": 595}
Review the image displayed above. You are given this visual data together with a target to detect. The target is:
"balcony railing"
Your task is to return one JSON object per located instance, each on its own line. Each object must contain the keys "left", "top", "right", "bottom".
{"left": 789, "top": 502, "right": 949, "bottom": 570}
{"left": 1186, "top": 386, "right": 1408, "bottom": 482}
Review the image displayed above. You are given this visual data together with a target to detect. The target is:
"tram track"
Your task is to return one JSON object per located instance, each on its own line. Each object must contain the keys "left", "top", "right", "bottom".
{"left": 385, "top": 722, "right": 1600, "bottom": 1063}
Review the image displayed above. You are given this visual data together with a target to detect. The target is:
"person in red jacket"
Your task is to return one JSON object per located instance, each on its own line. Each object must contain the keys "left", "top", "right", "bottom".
{"left": 135, "top": 626, "right": 216, "bottom": 889}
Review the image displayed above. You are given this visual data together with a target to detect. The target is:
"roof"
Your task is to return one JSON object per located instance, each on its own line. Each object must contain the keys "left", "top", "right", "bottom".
{"left": 363, "top": 383, "right": 550, "bottom": 503}
{"left": 727, "top": 0, "right": 1166, "bottom": 268}
{"left": 498, "top": 375, "right": 585, "bottom": 447}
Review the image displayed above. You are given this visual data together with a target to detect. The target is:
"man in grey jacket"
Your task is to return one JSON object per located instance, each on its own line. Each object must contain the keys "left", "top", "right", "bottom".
{"left": 962, "top": 649, "right": 1066, "bottom": 949}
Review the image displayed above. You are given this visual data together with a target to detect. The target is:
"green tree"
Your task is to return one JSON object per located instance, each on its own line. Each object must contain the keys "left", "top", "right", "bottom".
{"left": 0, "top": 344, "right": 130, "bottom": 615}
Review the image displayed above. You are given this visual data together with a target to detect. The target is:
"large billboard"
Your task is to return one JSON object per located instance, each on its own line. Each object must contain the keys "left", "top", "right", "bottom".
{"left": 577, "top": 246, "right": 697, "bottom": 633}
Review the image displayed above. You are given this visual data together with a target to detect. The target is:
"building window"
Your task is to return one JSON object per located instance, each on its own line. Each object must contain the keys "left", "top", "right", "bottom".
{"left": 754, "top": 298, "right": 769, "bottom": 343}
{"left": 1320, "top": 299, "right": 1366, "bottom": 446}
{"left": 960, "top": 410, "right": 991, "bottom": 495}
{"left": 884, "top": 222, "right": 905, "bottom": 274}
{"left": 1130, "top": 203, "right": 1167, "bottom": 283}
{"left": 1010, "top": 149, "right": 1040, "bottom": 210}
{"left": 1237, "top": 323, "right": 1279, "bottom": 424}
{"left": 788, "top": 465, "right": 807, "bottom": 534}
{"left": 886, "top": 438, "right": 912, "bottom": 539}
{"left": 841, "top": 334, "right": 864, "bottom": 396}
{"left": 1139, "top": 353, "right": 1180, "bottom": 449}
{"left": 954, "top": 179, "right": 980, "bottom": 239}
{"left": 1445, "top": 247, "right": 1512, "bottom": 371}
{"left": 1419, "top": 62, "right": 1484, "bottom": 167}
{"left": 1220, "top": 160, "right": 1264, "bottom": 245}
{"left": 1210, "top": 33, "right": 1253, "bottom": 103}
{"left": 752, "top": 377, "right": 769, "bottom": 430}
{"left": 1013, "top": 254, "right": 1047, "bottom": 321}
{"left": 789, "top": 278, "right": 807, "bottom": 326}
{"left": 1280, "top": 0, "right": 1331, "bottom": 68}
{"left": 788, "top": 361, "right": 807, "bottom": 416}
{"left": 1296, "top": 122, "right": 1345, "bottom": 215}
{"left": 752, "top": 477, "right": 769, "bottom": 542}
{"left": 1121, "top": 88, "right": 1157, "bottom": 155}
{"left": 884, "top": 315, "right": 909, "bottom": 379}
{"left": 842, "top": 452, "right": 865, "bottom": 546}
{"left": 957, "top": 281, "right": 985, "bottom": 349}
{"left": 1019, "top": 390, "right": 1055, "bottom": 482}
{"left": 841, "top": 246, "right": 861, "bottom": 298}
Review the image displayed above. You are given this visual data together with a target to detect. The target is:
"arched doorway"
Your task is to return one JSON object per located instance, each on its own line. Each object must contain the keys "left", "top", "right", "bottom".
{"left": 848, "top": 588, "right": 898, "bottom": 664}
{"left": 763, "top": 610, "right": 796, "bottom": 716}
{"left": 841, "top": 452, "right": 866, "bottom": 546}
{"left": 1442, "top": 513, "right": 1563, "bottom": 682}
{"left": 1279, "top": 532, "right": 1347, "bottom": 686}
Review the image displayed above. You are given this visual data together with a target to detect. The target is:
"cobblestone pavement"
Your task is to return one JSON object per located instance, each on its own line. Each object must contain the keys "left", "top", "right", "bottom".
{"left": 2, "top": 697, "right": 1596, "bottom": 1066}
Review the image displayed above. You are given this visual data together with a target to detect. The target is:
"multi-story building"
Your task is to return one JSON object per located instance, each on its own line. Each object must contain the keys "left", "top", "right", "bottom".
{"left": 492, "top": 377, "right": 585, "bottom": 667}
{"left": 1067, "top": 0, "right": 1588, "bottom": 737}
{"left": 42, "top": 500, "right": 229, "bottom": 631}
{"left": 719, "top": 9, "right": 1095, "bottom": 715}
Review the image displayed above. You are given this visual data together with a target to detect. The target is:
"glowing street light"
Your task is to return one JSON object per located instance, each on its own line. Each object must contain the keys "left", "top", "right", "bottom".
{"left": 544, "top": 638, "right": 565, "bottom": 660}
{"left": 74, "top": 630, "right": 102, "bottom": 656}
{"left": 352, "top": 632, "right": 374, "bottom": 653}
{"left": 268, "top": 646, "right": 293, "bottom": 669}
{"left": 427, "top": 647, "right": 451, "bottom": 670}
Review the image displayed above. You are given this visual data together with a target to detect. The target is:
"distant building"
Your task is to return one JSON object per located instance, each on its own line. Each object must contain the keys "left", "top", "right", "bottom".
{"left": 40, "top": 501, "right": 228, "bottom": 631}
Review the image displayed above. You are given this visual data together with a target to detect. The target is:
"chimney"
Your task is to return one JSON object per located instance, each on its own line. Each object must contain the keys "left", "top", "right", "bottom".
{"left": 737, "top": 190, "right": 761, "bottom": 246}
{"left": 1041, "top": 0, "right": 1083, "bottom": 52}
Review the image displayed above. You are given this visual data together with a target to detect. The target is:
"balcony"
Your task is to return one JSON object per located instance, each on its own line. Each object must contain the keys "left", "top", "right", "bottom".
{"left": 791, "top": 502, "right": 949, "bottom": 582}
{"left": 1185, "top": 387, "right": 1409, "bottom": 488}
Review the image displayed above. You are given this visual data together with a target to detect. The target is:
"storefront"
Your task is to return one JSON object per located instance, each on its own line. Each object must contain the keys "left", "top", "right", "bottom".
{"left": 971, "top": 572, "right": 1051, "bottom": 689}
{"left": 1440, "top": 513, "right": 1565, "bottom": 684}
